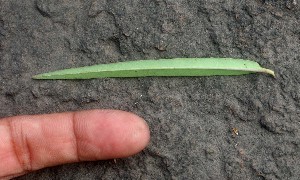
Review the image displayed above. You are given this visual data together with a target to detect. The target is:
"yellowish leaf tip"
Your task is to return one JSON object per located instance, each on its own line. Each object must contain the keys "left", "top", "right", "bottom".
{"left": 261, "top": 68, "right": 275, "bottom": 78}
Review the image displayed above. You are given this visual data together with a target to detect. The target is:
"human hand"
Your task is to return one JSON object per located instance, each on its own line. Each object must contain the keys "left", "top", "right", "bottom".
{"left": 0, "top": 110, "right": 150, "bottom": 179}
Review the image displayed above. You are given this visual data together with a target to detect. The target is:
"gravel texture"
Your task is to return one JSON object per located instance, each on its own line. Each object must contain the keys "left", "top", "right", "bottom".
{"left": 1, "top": 0, "right": 300, "bottom": 179}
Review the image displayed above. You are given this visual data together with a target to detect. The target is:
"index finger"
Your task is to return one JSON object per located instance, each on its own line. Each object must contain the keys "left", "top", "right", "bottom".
{"left": 0, "top": 110, "right": 150, "bottom": 179}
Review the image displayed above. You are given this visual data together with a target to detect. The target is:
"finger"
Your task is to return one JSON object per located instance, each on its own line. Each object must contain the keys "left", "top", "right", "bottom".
{"left": 0, "top": 110, "right": 150, "bottom": 179}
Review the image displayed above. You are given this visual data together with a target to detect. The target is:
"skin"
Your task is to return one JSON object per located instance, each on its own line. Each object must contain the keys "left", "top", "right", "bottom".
{"left": 0, "top": 110, "right": 150, "bottom": 180}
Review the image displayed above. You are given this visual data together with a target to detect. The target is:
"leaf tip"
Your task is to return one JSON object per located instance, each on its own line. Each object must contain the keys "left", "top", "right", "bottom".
{"left": 262, "top": 68, "right": 275, "bottom": 78}
{"left": 32, "top": 75, "right": 39, "bottom": 79}
{"left": 32, "top": 74, "right": 45, "bottom": 80}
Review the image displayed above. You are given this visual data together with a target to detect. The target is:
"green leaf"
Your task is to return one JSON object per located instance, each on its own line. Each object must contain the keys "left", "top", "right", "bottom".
{"left": 33, "top": 58, "right": 275, "bottom": 80}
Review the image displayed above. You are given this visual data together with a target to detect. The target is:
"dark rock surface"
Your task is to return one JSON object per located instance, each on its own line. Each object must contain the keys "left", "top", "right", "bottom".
{"left": 1, "top": 0, "right": 300, "bottom": 179}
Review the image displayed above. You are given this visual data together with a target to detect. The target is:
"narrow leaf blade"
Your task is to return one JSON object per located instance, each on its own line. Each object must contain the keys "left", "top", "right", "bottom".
{"left": 33, "top": 58, "right": 275, "bottom": 79}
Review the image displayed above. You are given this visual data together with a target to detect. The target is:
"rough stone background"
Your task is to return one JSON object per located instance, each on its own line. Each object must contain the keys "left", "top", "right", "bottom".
{"left": 1, "top": 0, "right": 300, "bottom": 179}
